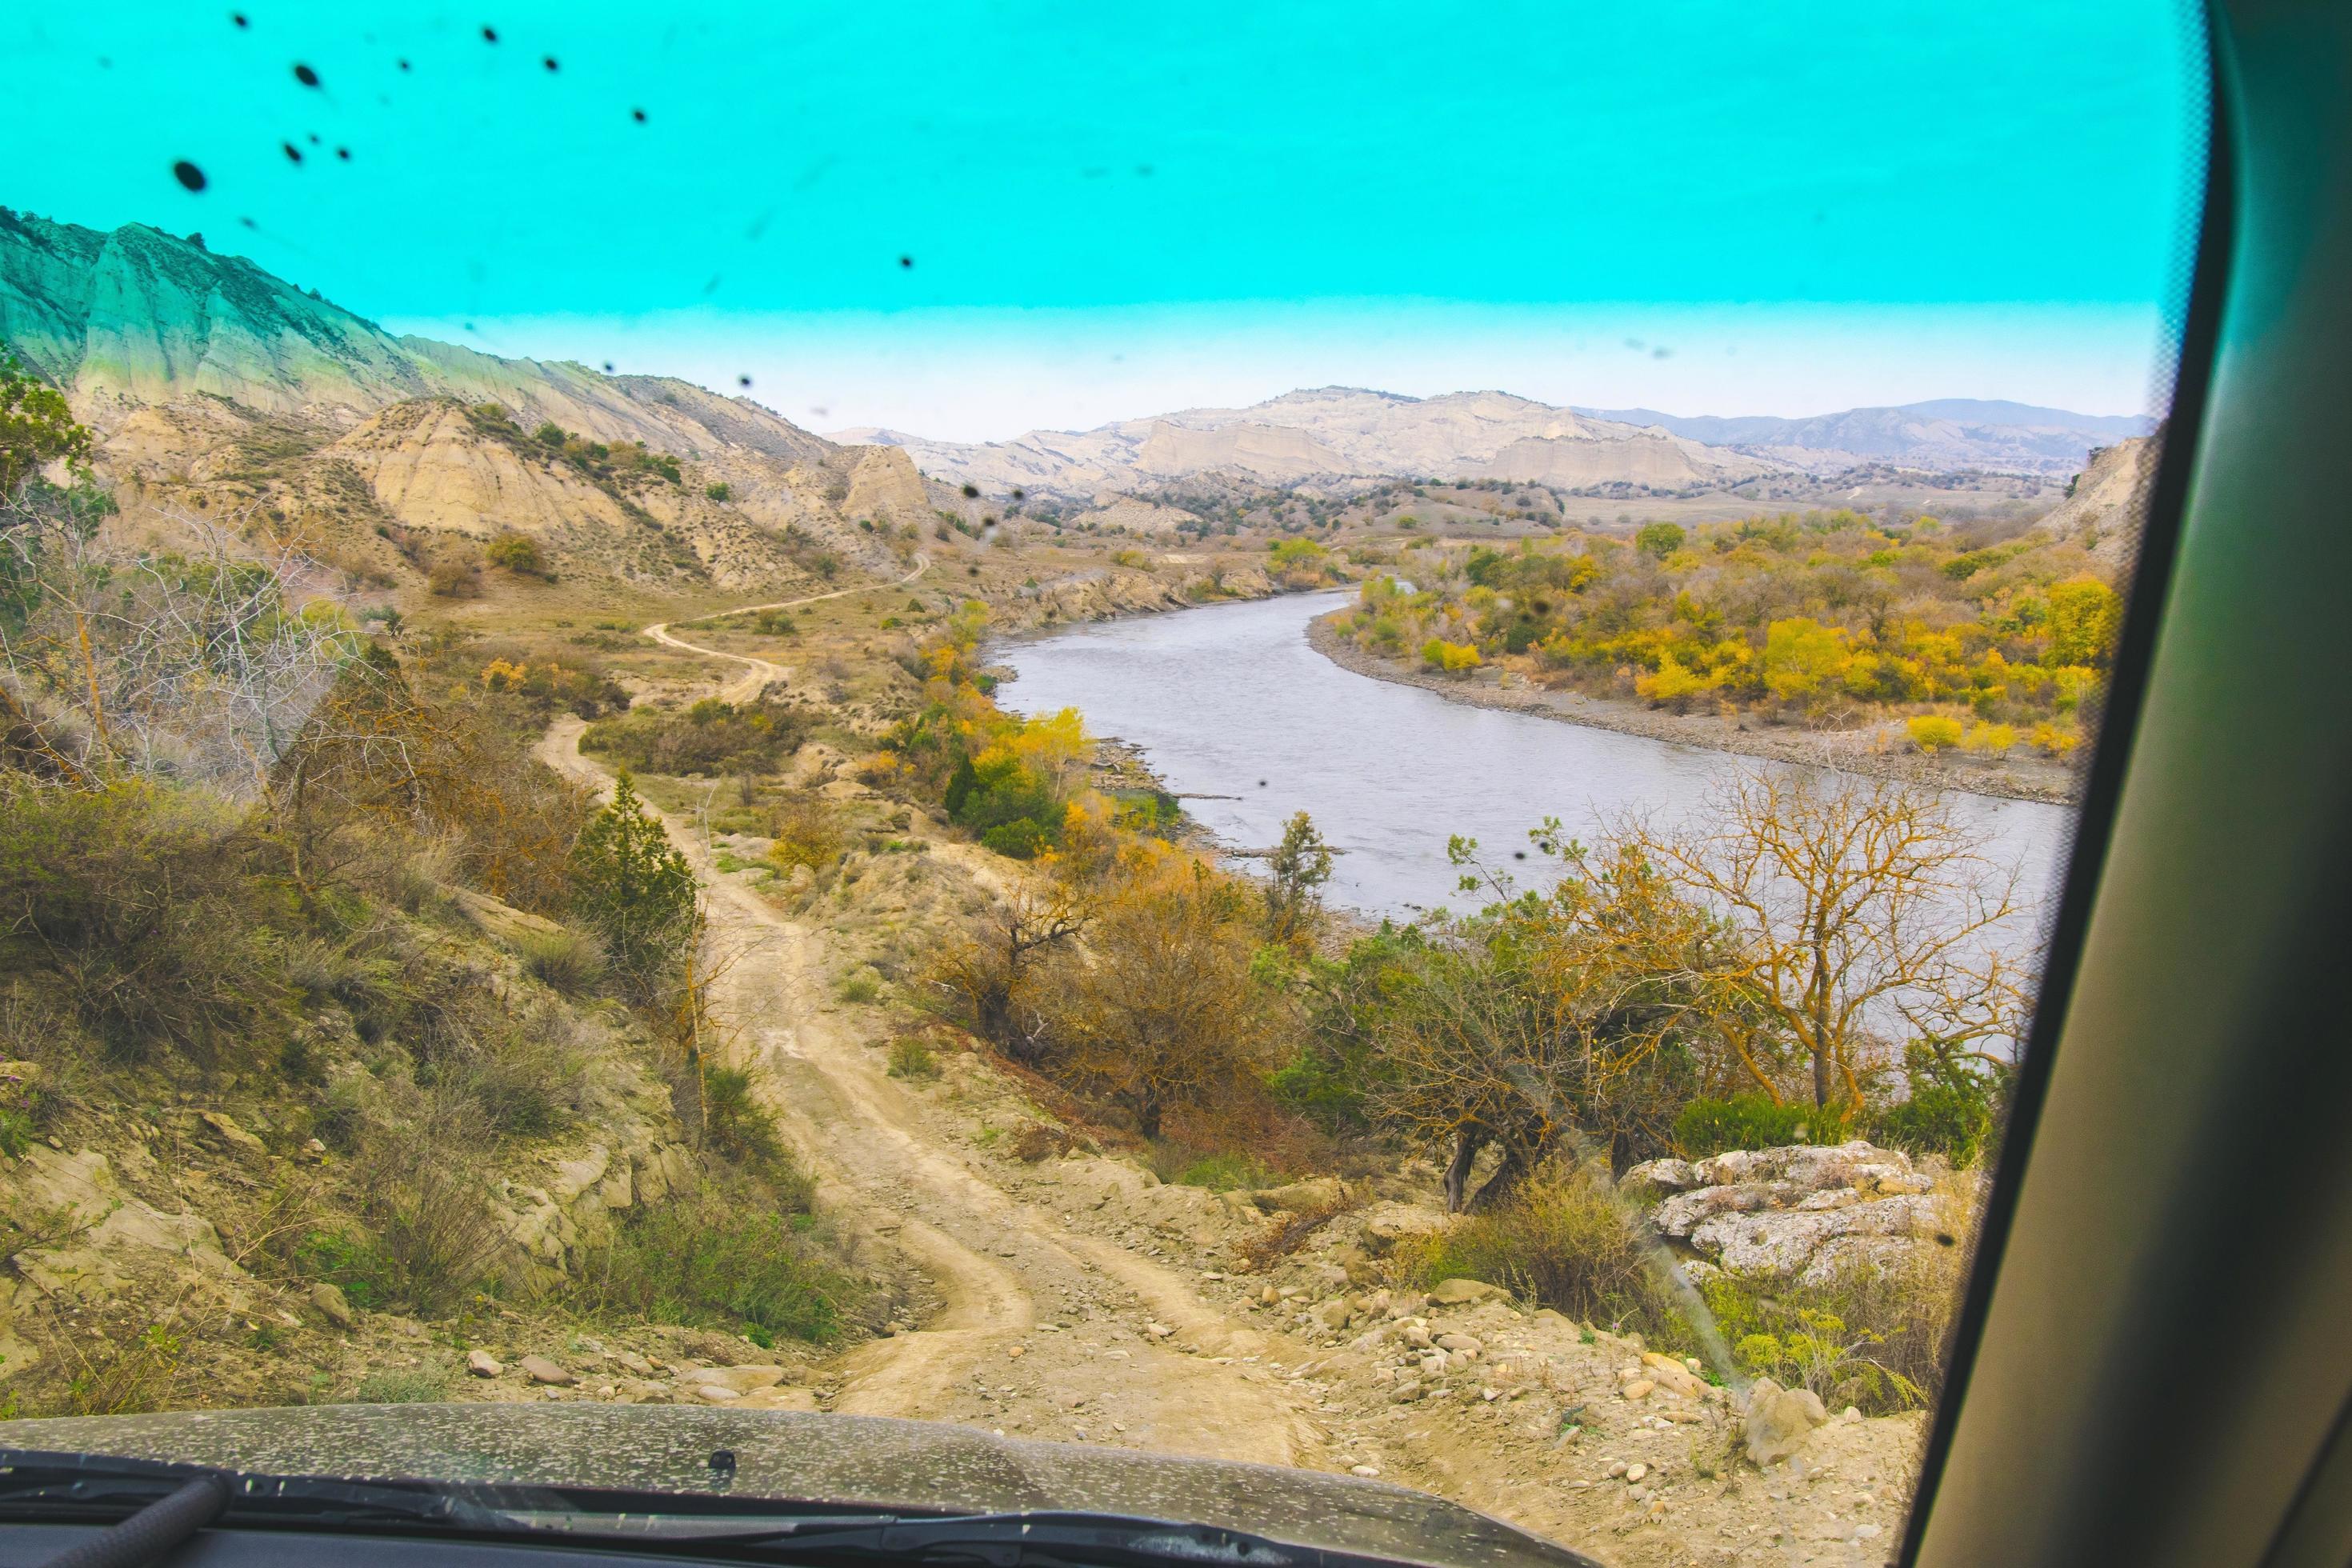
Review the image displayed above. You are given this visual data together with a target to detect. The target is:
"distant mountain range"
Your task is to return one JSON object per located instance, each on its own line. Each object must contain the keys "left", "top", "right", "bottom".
{"left": 3, "top": 204, "right": 2142, "bottom": 538}
{"left": 839, "top": 389, "right": 2150, "bottom": 500}
{"left": 834, "top": 387, "right": 1785, "bottom": 500}
{"left": 1572, "top": 399, "right": 2152, "bottom": 476}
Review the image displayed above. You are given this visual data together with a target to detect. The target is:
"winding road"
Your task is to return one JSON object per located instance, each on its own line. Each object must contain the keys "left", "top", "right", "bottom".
{"left": 535, "top": 559, "right": 1323, "bottom": 1466}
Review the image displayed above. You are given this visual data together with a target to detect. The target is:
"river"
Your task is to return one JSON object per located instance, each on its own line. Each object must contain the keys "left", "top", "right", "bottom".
{"left": 994, "top": 590, "right": 2073, "bottom": 934}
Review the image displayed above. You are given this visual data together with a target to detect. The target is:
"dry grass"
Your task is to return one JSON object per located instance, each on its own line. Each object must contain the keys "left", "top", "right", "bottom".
{"left": 1396, "top": 1166, "right": 1681, "bottom": 1334}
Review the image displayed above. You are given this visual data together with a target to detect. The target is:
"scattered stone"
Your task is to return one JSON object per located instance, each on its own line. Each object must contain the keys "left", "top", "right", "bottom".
{"left": 1624, "top": 1462, "right": 1647, "bottom": 1482}
{"left": 308, "top": 1282, "right": 354, "bottom": 1330}
{"left": 1842, "top": 1405, "right": 1863, "bottom": 1424}
{"left": 614, "top": 1352, "right": 654, "bottom": 1376}
{"left": 694, "top": 1384, "right": 743, "bottom": 1403}
{"left": 1350, "top": 1465, "right": 1380, "bottom": 1478}
{"left": 1434, "top": 1333, "right": 1482, "bottom": 1356}
{"left": 1622, "top": 1379, "right": 1654, "bottom": 1399}
{"left": 519, "top": 1354, "right": 576, "bottom": 1386}
{"left": 466, "top": 1350, "right": 502, "bottom": 1378}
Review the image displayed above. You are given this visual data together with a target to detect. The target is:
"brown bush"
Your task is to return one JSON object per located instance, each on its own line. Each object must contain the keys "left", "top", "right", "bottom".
{"left": 1010, "top": 1123, "right": 1081, "bottom": 1162}
{"left": 1236, "top": 1193, "right": 1360, "bottom": 1270}
{"left": 426, "top": 556, "right": 482, "bottom": 598}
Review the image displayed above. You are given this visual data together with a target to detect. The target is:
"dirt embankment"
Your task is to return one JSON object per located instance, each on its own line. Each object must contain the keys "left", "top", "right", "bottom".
{"left": 1306, "top": 614, "right": 2081, "bottom": 806}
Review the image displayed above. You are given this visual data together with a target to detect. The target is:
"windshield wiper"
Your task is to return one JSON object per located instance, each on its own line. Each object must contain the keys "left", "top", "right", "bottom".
{"left": 0, "top": 1453, "right": 1385, "bottom": 1568}
{"left": 670, "top": 1510, "right": 1318, "bottom": 1567}
{"left": 0, "top": 1453, "right": 517, "bottom": 1533}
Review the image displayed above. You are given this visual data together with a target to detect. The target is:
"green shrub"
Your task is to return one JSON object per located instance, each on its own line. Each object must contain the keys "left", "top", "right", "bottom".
{"left": 294, "top": 1229, "right": 396, "bottom": 1312}
{"left": 516, "top": 926, "right": 608, "bottom": 997}
{"left": 568, "top": 775, "right": 699, "bottom": 1002}
{"left": 1698, "top": 1236, "right": 1964, "bottom": 1414}
{"left": 353, "top": 1362, "right": 454, "bottom": 1404}
{"left": 886, "top": 1036, "right": 938, "bottom": 1080}
{"left": 706, "top": 482, "right": 732, "bottom": 502}
{"left": 680, "top": 1065, "right": 815, "bottom": 1208}
{"left": 1160, "top": 1149, "right": 1277, "bottom": 1192}
{"left": 570, "top": 1178, "right": 853, "bottom": 1343}
{"left": 1673, "top": 1094, "right": 1853, "bottom": 1157}
{"left": 835, "top": 970, "right": 881, "bottom": 1005}
{"left": 1872, "top": 1047, "right": 2007, "bottom": 1166}
{"left": 0, "top": 1106, "right": 34, "bottom": 1158}
{"left": 485, "top": 531, "right": 548, "bottom": 576}
{"left": 581, "top": 699, "right": 806, "bottom": 778}
{"left": 979, "top": 818, "right": 1050, "bottom": 859}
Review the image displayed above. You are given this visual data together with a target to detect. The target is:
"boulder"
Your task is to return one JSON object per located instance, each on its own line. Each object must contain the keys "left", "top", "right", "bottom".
{"left": 309, "top": 1282, "right": 356, "bottom": 1330}
{"left": 518, "top": 1354, "right": 577, "bottom": 1386}
{"left": 1743, "top": 1377, "right": 1829, "bottom": 1464}
{"left": 1428, "top": 1277, "right": 1506, "bottom": 1306}
{"left": 1639, "top": 1351, "right": 1705, "bottom": 1398}
{"left": 1622, "top": 1158, "right": 1698, "bottom": 1191}
{"left": 198, "top": 1110, "right": 268, "bottom": 1161}
{"left": 1360, "top": 1206, "right": 1447, "bottom": 1256}
{"left": 679, "top": 1364, "right": 786, "bottom": 1394}
{"left": 550, "top": 1146, "right": 612, "bottom": 1205}
{"left": 1250, "top": 1177, "right": 1346, "bottom": 1214}
{"left": 1690, "top": 1194, "right": 1942, "bottom": 1282}
{"left": 1638, "top": 1140, "right": 1950, "bottom": 1284}
{"left": 466, "top": 1350, "right": 503, "bottom": 1378}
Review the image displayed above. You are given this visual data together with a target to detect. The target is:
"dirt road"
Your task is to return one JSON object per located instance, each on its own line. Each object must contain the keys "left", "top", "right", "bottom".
{"left": 537, "top": 563, "right": 1324, "bottom": 1467}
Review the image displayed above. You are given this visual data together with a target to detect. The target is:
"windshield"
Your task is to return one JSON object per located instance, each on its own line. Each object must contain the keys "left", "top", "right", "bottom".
{"left": 0, "top": 4, "right": 2201, "bottom": 1566}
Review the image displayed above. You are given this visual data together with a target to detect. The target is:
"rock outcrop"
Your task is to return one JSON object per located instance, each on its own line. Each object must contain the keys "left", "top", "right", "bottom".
{"left": 1626, "top": 1141, "right": 1951, "bottom": 1285}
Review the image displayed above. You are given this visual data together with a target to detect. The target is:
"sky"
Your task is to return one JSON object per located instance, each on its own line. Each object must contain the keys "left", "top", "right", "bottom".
{"left": 6, "top": 2, "right": 2203, "bottom": 441}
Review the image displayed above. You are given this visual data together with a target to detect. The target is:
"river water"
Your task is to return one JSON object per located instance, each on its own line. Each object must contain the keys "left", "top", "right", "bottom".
{"left": 994, "top": 590, "right": 2073, "bottom": 935}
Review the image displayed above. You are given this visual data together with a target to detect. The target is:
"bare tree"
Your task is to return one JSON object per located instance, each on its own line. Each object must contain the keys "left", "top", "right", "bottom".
{"left": 1, "top": 502, "right": 359, "bottom": 799}
{"left": 1620, "top": 768, "right": 2030, "bottom": 1108}
{"left": 931, "top": 883, "right": 1088, "bottom": 1059}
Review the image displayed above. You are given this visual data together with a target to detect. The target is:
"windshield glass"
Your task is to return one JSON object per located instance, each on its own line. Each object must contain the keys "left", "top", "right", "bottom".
{"left": 2, "top": 4, "right": 2200, "bottom": 1566}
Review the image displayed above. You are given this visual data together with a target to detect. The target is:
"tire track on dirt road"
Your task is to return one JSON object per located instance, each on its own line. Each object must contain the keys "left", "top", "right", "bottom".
{"left": 538, "top": 561, "right": 1322, "bottom": 1467}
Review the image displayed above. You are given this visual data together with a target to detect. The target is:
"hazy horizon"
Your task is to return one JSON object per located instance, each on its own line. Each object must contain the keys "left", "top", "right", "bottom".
{"left": 10, "top": 0, "right": 2199, "bottom": 441}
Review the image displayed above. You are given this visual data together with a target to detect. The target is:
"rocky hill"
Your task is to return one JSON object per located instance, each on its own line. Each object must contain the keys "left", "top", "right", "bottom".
{"left": 1, "top": 208, "right": 946, "bottom": 593}
{"left": 2030, "top": 434, "right": 2158, "bottom": 566}
{"left": 1575, "top": 398, "right": 2152, "bottom": 476}
{"left": 843, "top": 388, "right": 2153, "bottom": 499}
{"left": 837, "top": 387, "right": 1785, "bottom": 500}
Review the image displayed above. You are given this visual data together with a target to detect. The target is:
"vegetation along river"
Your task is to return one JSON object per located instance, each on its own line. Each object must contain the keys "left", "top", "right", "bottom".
{"left": 996, "top": 590, "right": 2071, "bottom": 945}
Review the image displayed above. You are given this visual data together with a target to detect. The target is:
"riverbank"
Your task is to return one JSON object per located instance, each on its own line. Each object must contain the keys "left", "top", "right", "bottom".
{"left": 1306, "top": 611, "right": 2082, "bottom": 806}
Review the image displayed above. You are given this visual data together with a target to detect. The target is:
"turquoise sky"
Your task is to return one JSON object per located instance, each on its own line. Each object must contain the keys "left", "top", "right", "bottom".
{"left": 6, "top": 2, "right": 2202, "bottom": 437}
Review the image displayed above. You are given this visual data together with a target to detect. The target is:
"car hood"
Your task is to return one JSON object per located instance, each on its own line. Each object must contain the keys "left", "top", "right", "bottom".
{"left": 0, "top": 1404, "right": 1598, "bottom": 1568}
